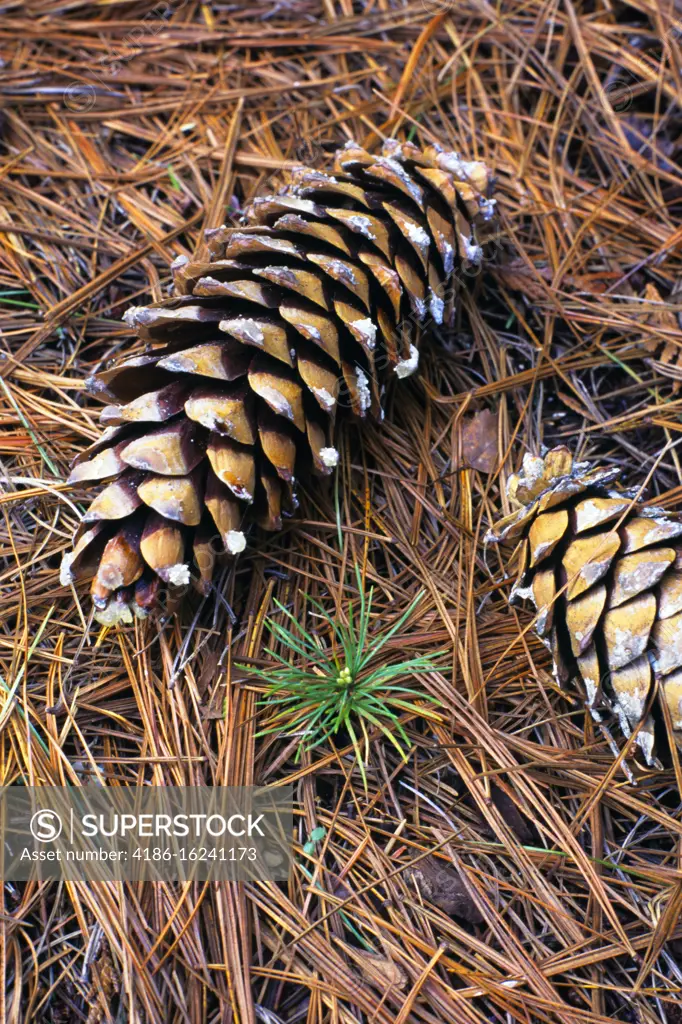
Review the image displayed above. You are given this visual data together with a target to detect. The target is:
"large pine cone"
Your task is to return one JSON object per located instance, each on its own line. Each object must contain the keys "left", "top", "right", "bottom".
{"left": 62, "top": 139, "right": 495, "bottom": 624}
{"left": 486, "top": 447, "right": 682, "bottom": 766}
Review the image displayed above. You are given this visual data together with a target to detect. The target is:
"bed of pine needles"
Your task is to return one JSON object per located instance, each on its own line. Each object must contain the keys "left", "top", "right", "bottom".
{"left": 2, "top": 1, "right": 682, "bottom": 1021}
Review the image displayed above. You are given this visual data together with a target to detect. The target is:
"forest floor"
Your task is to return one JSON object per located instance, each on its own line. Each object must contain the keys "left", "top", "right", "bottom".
{"left": 1, "top": 1, "right": 682, "bottom": 1022}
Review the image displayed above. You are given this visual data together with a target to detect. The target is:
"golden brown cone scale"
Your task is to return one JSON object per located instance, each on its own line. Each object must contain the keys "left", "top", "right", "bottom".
{"left": 486, "top": 446, "right": 682, "bottom": 766}
{"left": 64, "top": 138, "right": 494, "bottom": 623}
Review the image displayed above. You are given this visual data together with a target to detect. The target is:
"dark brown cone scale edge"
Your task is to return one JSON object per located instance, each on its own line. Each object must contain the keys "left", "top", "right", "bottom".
{"left": 485, "top": 446, "right": 682, "bottom": 767}
{"left": 63, "top": 139, "right": 495, "bottom": 624}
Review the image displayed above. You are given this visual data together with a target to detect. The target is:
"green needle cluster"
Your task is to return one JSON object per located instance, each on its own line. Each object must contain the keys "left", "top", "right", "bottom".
{"left": 240, "top": 570, "right": 444, "bottom": 785}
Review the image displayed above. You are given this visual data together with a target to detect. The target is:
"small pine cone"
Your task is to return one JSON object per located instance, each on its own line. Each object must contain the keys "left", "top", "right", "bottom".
{"left": 85, "top": 942, "right": 117, "bottom": 1024}
{"left": 486, "top": 447, "right": 682, "bottom": 766}
{"left": 63, "top": 139, "right": 495, "bottom": 624}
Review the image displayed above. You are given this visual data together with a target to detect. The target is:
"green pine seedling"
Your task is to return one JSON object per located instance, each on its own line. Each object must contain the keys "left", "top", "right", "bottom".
{"left": 240, "top": 570, "right": 444, "bottom": 786}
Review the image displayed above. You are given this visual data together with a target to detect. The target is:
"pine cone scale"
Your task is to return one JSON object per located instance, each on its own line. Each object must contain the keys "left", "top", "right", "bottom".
{"left": 565, "top": 585, "right": 605, "bottom": 656}
{"left": 84, "top": 474, "right": 143, "bottom": 522}
{"left": 573, "top": 496, "right": 628, "bottom": 532}
{"left": 659, "top": 572, "right": 682, "bottom": 617}
{"left": 137, "top": 471, "right": 203, "bottom": 526}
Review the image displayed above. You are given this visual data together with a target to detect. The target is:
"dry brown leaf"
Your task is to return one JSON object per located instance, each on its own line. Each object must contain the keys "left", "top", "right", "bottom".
{"left": 460, "top": 408, "right": 499, "bottom": 473}
{"left": 639, "top": 283, "right": 682, "bottom": 391}
{"left": 339, "top": 942, "right": 408, "bottom": 991}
